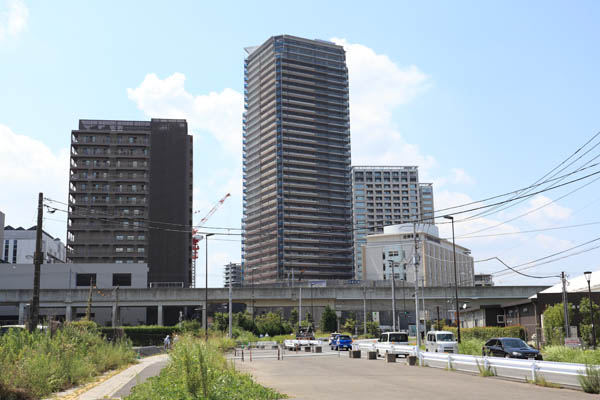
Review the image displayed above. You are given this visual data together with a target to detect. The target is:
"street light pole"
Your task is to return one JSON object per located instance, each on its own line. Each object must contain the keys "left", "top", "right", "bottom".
{"left": 389, "top": 260, "right": 396, "bottom": 331}
{"left": 204, "top": 233, "right": 214, "bottom": 342}
{"left": 585, "top": 271, "right": 596, "bottom": 349}
{"left": 443, "top": 215, "right": 461, "bottom": 343}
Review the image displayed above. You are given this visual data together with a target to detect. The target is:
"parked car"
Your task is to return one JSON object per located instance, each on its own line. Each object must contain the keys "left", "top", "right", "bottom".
{"left": 296, "top": 326, "right": 315, "bottom": 340}
{"left": 482, "top": 337, "right": 542, "bottom": 360}
{"left": 375, "top": 331, "right": 409, "bottom": 357}
{"left": 425, "top": 330, "right": 459, "bottom": 353}
{"left": 332, "top": 334, "right": 353, "bottom": 351}
{"left": 328, "top": 332, "right": 340, "bottom": 346}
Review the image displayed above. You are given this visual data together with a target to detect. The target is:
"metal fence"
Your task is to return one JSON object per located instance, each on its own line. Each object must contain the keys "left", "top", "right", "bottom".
{"left": 352, "top": 340, "right": 588, "bottom": 389}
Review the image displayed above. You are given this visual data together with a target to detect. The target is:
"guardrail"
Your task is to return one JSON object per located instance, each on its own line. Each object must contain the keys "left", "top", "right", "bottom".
{"left": 352, "top": 340, "right": 588, "bottom": 389}
{"left": 283, "top": 339, "right": 323, "bottom": 349}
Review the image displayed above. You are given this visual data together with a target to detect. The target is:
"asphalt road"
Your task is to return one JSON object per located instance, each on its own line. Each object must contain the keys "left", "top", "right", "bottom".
{"left": 111, "top": 359, "right": 169, "bottom": 398}
{"left": 235, "top": 349, "right": 591, "bottom": 400}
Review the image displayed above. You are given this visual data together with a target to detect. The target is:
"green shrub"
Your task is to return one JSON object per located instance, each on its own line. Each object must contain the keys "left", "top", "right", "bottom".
{"left": 443, "top": 326, "right": 525, "bottom": 341}
{"left": 320, "top": 306, "right": 338, "bottom": 333}
{"left": 543, "top": 346, "right": 600, "bottom": 364}
{"left": 579, "top": 363, "right": 600, "bottom": 393}
{"left": 0, "top": 322, "right": 136, "bottom": 399}
{"left": 459, "top": 339, "right": 485, "bottom": 356}
{"left": 126, "top": 335, "right": 286, "bottom": 399}
{"left": 100, "top": 325, "right": 180, "bottom": 346}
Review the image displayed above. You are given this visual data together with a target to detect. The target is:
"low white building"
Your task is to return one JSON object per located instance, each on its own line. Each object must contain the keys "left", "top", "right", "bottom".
{"left": 363, "top": 224, "right": 474, "bottom": 286}
{"left": 0, "top": 263, "right": 148, "bottom": 326}
{"left": 3, "top": 225, "right": 66, "bottom": 264}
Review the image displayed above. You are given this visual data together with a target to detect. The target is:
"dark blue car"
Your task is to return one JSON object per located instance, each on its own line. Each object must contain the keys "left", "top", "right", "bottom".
{"left": 482, "top": 337, "right": 542, "bottom": 360}
{"left": 332, "top": 334, "right": 353, "bottom": 351}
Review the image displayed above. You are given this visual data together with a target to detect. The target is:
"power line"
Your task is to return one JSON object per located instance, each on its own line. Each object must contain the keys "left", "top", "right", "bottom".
{"left": 477, "top": 256, "right": 560, "bottom": 279}
{"left": 442, "top": 221, "right": 600, "bottom": 240}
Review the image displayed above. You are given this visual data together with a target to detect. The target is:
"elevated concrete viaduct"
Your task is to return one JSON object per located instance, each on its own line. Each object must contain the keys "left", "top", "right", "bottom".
{"left": 0, "top": 285, "right": 548, "bottom": 327}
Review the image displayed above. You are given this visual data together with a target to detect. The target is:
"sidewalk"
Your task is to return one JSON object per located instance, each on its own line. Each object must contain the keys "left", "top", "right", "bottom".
{"left": 76, "top": 353, "right": 169, "bottom": 400}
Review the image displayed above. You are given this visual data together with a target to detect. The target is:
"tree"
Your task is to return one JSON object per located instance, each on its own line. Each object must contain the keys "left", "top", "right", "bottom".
{"left": 542, "top": 302, "right": 574, "bottom": 346}
{"left": 255, "top": 312, "right": 293, "bottom": 336}
{"left": 233, "top": 311, "right": 256, "bottom": 333}
{"left": 213, "top": 312, "right": 228, "bottom": 332}
{"left": 305, "top": 311, "right": 313, "bottom": 325}
{"left": 342, "top": 318, "right": 356, "bottom": 334}
{"left": 320, "top": 305, "right": 338, "bottom": 333}
{"left": 290, "top": 308, "right": 299, "bottom": 326}
{"left": 366, "top": 320, "right": 380, "bottom": 338}
{"left": 579, "top": 297, "right": 600, "bottom": 346}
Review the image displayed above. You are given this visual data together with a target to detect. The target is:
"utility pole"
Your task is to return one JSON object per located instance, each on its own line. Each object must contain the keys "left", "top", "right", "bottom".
{"left": 402, "top": 276, "right": 406, "bottom": 329}
{"left": 228, "top": 268, "right": 233, "bottom": 339}
{"left": 561, "top": 271, "right": 570, "bottom": 338}
{"left": 28, "top": 193, "right": 43, "bottom": 332}
{"left": 421, "top": 277, "right": 426, "bottom": 333}
{"left": 299, "top": 286, "right": 302, "bottom": 326}
{"left": 204, "top": 233, "right": 214, "bottom": 342}
{"left": 390, "top": 260, "right": 397, "bottom": 331}
{"left": 413, "top": 222, "right": 421, "bottom": 348}
{"left": 363, "top": 285, "right": 367, "bottom": 335}
{"left": 444, "top": 215, "right": 461, "bottom": 343}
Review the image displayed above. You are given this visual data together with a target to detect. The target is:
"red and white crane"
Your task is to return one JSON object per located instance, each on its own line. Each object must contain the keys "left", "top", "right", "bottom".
{"left": 191, "top": 193, "right": 231, "bottom": 287}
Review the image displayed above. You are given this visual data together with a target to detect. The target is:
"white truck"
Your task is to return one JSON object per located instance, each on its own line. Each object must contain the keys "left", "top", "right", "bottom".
{"left": 375, "top": 331, "right": 410, "bottom": 358}
{"left": 425, "top": 330, "right": 459, "bottom": 353}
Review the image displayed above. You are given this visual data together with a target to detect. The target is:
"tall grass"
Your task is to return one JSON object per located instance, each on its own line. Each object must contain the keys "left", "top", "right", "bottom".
{"left": 127, "top": 335, "right": 286, "bottom": 400}
{"left": 0, "top": 321, "right": 136, "bottom": 399}
{"left": 543, "top": 346, "right": 600, "bottom": 364}
{"left": 459, "top": 339, "right": 485, "bottom": 356}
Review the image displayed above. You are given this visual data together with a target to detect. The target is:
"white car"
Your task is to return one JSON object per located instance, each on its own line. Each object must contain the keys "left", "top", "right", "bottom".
{"left": 425, "top": 330, "right": 459, "bottom": 353}
{"left": 375, "top": 331, "right": 410, "bottom": 357}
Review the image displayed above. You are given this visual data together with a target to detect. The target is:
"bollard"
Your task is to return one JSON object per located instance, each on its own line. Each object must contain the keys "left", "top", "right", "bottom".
{"left": 241, "top": 349, "right": 244, "bottom": 362}
{"left": 368, "top": 351, "right": 377, "bottom": 360}
{"left": 250, "top": 348, "right": 252, "bottom": 362}
{"left": 447, "top": 354, "right": 452, "bottom": 369}
{"left": 531, "top": 361, "right": 538, "bottom": 381}
{"left": 278, "top": 346, "right": 280, "bottom": 360}
{"left": 305, "top": 346, "right": 311, "bottom": 352}
{"left": 385, "top": 352, "right": 396, "bottom": 363}
{"left": 407, "top": 355, "right": 417, "bottom": 366}
{"left": 315, "top": 346, "right": 322, "bottom": 353}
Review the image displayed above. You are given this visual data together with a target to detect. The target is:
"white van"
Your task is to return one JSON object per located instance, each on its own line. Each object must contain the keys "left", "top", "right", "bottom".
{"left": 375, "top": 331, "right": 410, "bottom": 357}
{"left": 425, "top": 331, "right": 459, "bottom": 353}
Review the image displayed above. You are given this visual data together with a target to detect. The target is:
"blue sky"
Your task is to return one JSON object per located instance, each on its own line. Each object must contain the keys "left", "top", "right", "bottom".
{"left": 1, "top": 0, "right": 599, "bottom": 288}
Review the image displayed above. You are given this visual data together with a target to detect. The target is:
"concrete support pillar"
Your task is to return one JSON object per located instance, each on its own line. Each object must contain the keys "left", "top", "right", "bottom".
{"left": 111, "top": 305, "right": 120, "bottom": 327}
{"left": 18, "top": 303, "right": 26, "bottom": 325}
{"left": 66, "top": 305, "right": 73, "bottom": 322}
{"left": 157, "top": 304, "right": 164, "bottom": 326}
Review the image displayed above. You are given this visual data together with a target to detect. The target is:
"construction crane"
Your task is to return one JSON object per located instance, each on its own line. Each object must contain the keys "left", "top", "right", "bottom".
{"left": 191, "top": 193, "right": 231, "bottom": 287}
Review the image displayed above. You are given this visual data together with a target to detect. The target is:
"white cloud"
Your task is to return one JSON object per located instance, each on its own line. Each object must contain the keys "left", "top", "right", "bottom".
{"left": 127, "top": 72, "right": 244, "bottom": 156}
{"left": 332, "top": 38, "right": 435, "bottom": 171}
{"left": 521, "top": 195, "right": 572, "bottom": 227}
{"left": 0, "top": 0, "right": 28, "bottom": 41}
{"left": 0, "top": 124, "right": 69, "bottom": 239}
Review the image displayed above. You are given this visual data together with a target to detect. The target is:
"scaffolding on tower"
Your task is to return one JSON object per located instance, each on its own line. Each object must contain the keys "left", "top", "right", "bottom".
{"left": 191, "top": 193, "right": 231, "bottom": 287}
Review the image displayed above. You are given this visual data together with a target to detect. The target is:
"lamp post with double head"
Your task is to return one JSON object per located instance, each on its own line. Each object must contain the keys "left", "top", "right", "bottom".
{"left": 585, "top": 271, "right": 596, "bottom": 349}
{"left": 443, "top": 215, "right": 461, "bottom": 343}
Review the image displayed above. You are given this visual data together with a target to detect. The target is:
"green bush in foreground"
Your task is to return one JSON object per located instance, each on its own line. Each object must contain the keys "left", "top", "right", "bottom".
{"left": 459, "top": 339, "right": 485, "bottom": 356}
{"left": 579, "top": 363, "right": 600, "bottom": 393}
{"left": 543, "top": 345, "right": 600, "bottom": 364}
{"left": 127, "top": 335, "right": 286, "bottom": 400}
{"left": 0, "top": 321, "right": 136, "bottom": 399}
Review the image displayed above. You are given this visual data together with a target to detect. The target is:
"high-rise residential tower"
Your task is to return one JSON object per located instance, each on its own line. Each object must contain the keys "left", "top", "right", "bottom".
{"left": 242, "top": 35, "right": 353, "bottom": 284}
{"left": 351, "top": 166, "right": 434, "bottom": 279}
{"left": 67, "top": 119, "right": 193, "bottom": 287}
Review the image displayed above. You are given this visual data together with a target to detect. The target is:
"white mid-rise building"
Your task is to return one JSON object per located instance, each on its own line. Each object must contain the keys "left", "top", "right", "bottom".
{"left": 363, "top": 223, "right": 474, "bottom": 286}
{"left": 3, "top": 225, "right": 66, "bottom": 264}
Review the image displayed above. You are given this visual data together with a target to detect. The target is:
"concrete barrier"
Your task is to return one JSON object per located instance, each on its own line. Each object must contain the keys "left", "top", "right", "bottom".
{"left": 304, "top": 346, "right": 312, "bottom": 352}
{"left": 386, "top": 352, "right": 396, "bottom": 363}
{"left": 368, "top": 351, "right": 377, "bottom": 360}
{"left": 315, "top": 346, "right": 322, "bottom": 353}
{"left": 350, "top": 350, "right": 361, "bottom": 359}
{"left": 407, "top": 355, "right": 417, "bottom": 366}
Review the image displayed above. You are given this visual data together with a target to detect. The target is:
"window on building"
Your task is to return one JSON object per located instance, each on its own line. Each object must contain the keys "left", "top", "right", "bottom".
{"left": 3, "top": 240, "right": 9, "bottom": 262}
{"left": 112, "top": 273, "right": 132, "bottom": 286}
{"left": 12, "top": 240, "right": 17, "bottom": 263}
{"left": 76, "top": 273, "right": 96, "bottom": 286}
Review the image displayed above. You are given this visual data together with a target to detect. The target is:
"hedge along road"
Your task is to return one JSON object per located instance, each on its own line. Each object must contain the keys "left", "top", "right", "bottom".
{"left": 235, "top": 349, "right": 590, "bottom": 400}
